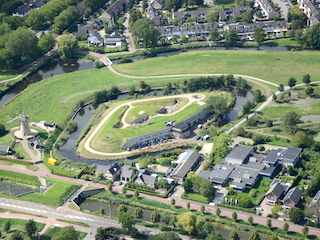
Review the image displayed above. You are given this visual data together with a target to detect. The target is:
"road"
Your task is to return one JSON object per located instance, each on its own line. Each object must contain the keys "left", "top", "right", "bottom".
{"left": 2, "top": 164, "right": 320, "bottom": 238}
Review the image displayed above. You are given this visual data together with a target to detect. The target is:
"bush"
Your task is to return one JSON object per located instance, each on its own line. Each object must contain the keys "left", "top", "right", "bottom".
{"left": 66, "top": 120, "right": 78, "bottom": 133}
{"left": 94, "top": 60, "right": 105, "bottom": 69}
{"left": 117, "top": 58, "right": 133, "bottom": 64}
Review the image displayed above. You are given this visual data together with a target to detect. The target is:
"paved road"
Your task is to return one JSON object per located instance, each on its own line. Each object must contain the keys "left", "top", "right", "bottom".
{"left": 2, "top": 164, "right": 320, "bottom": 238}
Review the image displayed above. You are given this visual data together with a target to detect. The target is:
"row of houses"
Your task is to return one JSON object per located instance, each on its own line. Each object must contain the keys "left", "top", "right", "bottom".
{"left": 13, "top": 0, "right": 50, "bottom": 17}
{"left": 298, "top": 0, "right": 320, "bottom": 25}
{"left": 199, "top": 144, "right": 301, "bottom": 191}
{"left": 95, "top": 150, "right": 201, "bottom": 187}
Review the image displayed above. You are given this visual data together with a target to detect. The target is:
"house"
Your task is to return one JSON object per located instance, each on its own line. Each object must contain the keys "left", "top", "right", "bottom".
{"left": 146, "top": 5, "right": 164, "bottom": 26}
{"left": 0, "top": 145, "right": 13, "bottom": 154}
{"left": 148, "top": 164, "right": 173, "bottom": 176}
{"left": 12, "top": 0, "right": 50, "bottom": 17}
{"left": 199, "top": 163, "right": 234, "bottom": 186}
{"left": 282, "top": 187, "right": 303, "bottom": 209}
{"left": 96, "top": 163, "right": 121, "bottom": 181}
{"left": 135, "top": 170, "right": 158, "bottom": 187}
{"left": 309, "top": 190, "right": 320, "bottom": 217}
{"left": 88, "top": 19, "right": 104, "bottom": 30}
{"left": 100, "top": 0, "right": 128, "bottom": 26}
{"left": 120, "top": 168, "right": 136, "bottom": 182}
{"left": 225, "top": 144, "right": 253, "bottom": 165}
{"left": 74, "top": 25, "right": 94, "bottom": 38}
{"left": 255, "top": 0, "right": 277, "bottom": 19}
{"left": 104, "top": 32, "right": 122, "bottom": 48}
{"left": 265, "top": 181, "right": 289, "bottom": 205}
{"left": 170, "top": 150, "right": 200, "bottom": 183}
{"left": 88, "top": 30, "right": 104, "bottom": 46}
{"left": 151, "top": 0, "right": 166, "bottom": 9}
{"left": 298, "top": 0, "right": 320, "bottom": 26}
{"left": 263, "top": 147, "right": 301, "bottom": 168}
{"left": 43, "top": 121, "right": 57, "bottom": 128}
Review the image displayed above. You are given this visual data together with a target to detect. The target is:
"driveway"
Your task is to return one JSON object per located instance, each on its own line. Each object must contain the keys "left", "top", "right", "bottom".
{"left": 260, "top": 197, "right": 274, "bottom": 217}
{"left": 272, "top": 0, "right": 292, "bottom": 19}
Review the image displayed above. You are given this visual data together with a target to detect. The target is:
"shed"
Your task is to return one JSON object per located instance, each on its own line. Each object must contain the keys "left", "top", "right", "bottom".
{"left": 48, "top": 158, "right": 58, "bottom": 165}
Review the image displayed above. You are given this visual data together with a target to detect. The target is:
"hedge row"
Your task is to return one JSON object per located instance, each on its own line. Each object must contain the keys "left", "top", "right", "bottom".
{"left": 215, "top": 203, "right": 256, "bottom": 214}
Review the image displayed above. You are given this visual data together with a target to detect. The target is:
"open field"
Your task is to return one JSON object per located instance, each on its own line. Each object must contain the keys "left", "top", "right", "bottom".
{"left": 112, "top": 50, "right": 320, "bottom": 84}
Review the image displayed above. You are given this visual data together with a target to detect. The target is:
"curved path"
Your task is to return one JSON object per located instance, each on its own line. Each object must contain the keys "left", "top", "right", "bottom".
{"left": 84, "top": 93, "right": 205, "bottom": 156}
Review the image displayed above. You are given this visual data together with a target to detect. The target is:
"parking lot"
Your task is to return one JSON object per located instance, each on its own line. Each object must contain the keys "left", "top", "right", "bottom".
{"left": 272, "top": 0, "right": 293, "bottom": 19}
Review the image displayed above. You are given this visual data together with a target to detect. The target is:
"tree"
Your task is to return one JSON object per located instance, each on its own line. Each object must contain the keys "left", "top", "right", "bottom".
{"left": 206, "top": 232, "right": 224, "bottom": 240}
{"left": 157, "top": 178, "right": 169, "bottom": 189}
{"left": 122, "top": 186, "right": 127, "bottom": 195}
{"left": 267, "top": 218, "right": 272, "bottom": 228}
{"left": 291, "top": 131, "right": 314, "bottom": 148}
{"left": 229, "top": 230, "right": 240, "bottom": 240}
{"left": 25, "top": 219, "right": 37, "bottom": 238}
{"left": 283, "top": 222, "right": 289, "bottom": 231}
{"left": 139, "top": 155, "right": 156, "bottom": 168}
{"left": 207, "top": 10, "right": 219, "bottom": 23}
{"left": 288, "top": 77, "right": 297, "bottom": 88}
{"left": 186, "top": 202, "right": 190, "bottom": 210}
{"left": 134, "top": 207, "right": 143, "bottom": 221}
{"left": 209, "top": 28, "right": 220, "bottom": 41}
{"left": 8, "top": 231, "right": 24, "bottom": 240}
{"left": 253, "top": 27, "right": 266, "bottom": 47}
{"left": 178, "top": 213, "right": 197, "bottom": 235}
{"left": 248, "top": 215, "right": 254, "bottom": 225}
{"left": 306, "top": 86, "right": 314, "bottom": 96}
{"left": 118, "top": 211, "right": 134, "bottom": 232}
{"left": 182, "top": 178, "right": 193, "bottom": 193}
{"left": 165, "top": 0, "right": 184, "bottom": 11}
{"left": 278, "top": 84, "right": 284, "bottom": 92}
{"left": 26, "top": 9, "right": 46, "bottom": 30}
{"left": 58, "top": 35, "right": 78, "bottom": 58}
{"left": 302, "top": 74, "right": 311, "bottom": 85}
{"left": 118, "top": 204, "right": 128, "bottom": 214}
{"left": 0, "top": 123, "right": 5, "bottom": 136}
{"left": 131, "top": 18, "right": 160, "bottom": 49}
{"left": 53, "top": 6, "right": 79, "bottom": 34}
{"left": 253, "top": 89, "right": 264, "bottom": 103}
{"left": 4, "top": 219, "right": 10, "bottom": 232}
{"left": 108, "top": 183, "right": 113, "bottom": 193}
{"left": 66, "top": 120, "right": 78, "bottom": 133}
{"left": 171, "top": 198, "right": 176, "bottom": 206}
{"left": 302, "top": 225, "right": 309, "bottom": 236}
{"left": 271, "top": 204, "right": 282, "bottom": 218}
{"left": 52, "top": 226, "right": 79, "bottom": 240}
{"left": 232, "top": 212, "right": 237, "bottom": 221}
{"left": 161, "top": 212, "right": 171, "bottom": 225}
{"left": 272, "top": 94, "right": 277, "bottom": 101}
{"left": 242, "top": 100, "right": 254, "bottom": 114}
{"left": 38, "top": 33, "right": 55, "bottom": 53}
{"left": 216, "top": 207, "right": 221, "bottom": 217}
{"left": 248, "top": 231, "right": 261, "bottom": 240}
{"left": 267, "top": 235, "right": 279, "bottom": 240}
{"left": 265, "top": 119, "right": 273, "bottom": 128}
{"left": 207, "top": 95, "right": 231, "bottom": 118}
{"left": 134, "top": 189, "right": 139, "bottom": 198}
{"left": 96, "top": 227, "right": 105, "bottom": 238}
{"left": 99, "top": 206, "right": 105, "bottom": 215}
{"left": 281, "top": 111, "right": 300, "bottom": 134}
{"left": 151, "top": 210, "right": 161, "bottom": 225}
{"left": 150, "top": 232, "right": 181, "bottom": 240}
{"left": 301, "top": 22, "right": 320, "bottom": 49}
{"left": 200, "top": 205, "right": 205, "bottom": 213}
{"left": 223, "top": 29, "right": 238, "bottom": 47}
{"left": 288, "top": 207, "right": 304, "bottom": 223}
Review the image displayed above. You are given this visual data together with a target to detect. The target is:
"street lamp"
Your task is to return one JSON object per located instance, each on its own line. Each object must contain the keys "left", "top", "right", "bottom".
{"left": 7, "top": 185, "right": 10, "bottom": 195}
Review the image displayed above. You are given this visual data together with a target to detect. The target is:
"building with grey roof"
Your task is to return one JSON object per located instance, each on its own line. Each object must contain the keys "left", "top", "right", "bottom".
{"left": 170, "top": 150, "right": 200, "bottom": 183}
{"left": 255, "top": 0, "right": 277, "bottom": 19}
{"left": 298, "top": 0, "right": 320, "bottom": 25}
{"left": 225, "top": 144, "right": 253, "bottom": 165}
{"left": 280, "top": 147, "right": 302, "bottom": 168}
{"left": 135, "top": 171, "right": 158, "bottom": 187}
{"left": 229, "top": 165, "right": 260, "bottom": 191}
{"left": 96, "top": 163, "right": 121, "bottom": 181}
{"left": 199, "top": 163, "right": 234, "bottom": 185}
{"left": 265, "top": 182, "right": 288, "bottom": 205}
{"left": 283, "top": 187, "right": 303, "bottom": 209}
{"left": 309, "top": 190, "right": 320, "bottom": 217}
{"left": 0, "top": 145, "right": 13, "bottom": 154}
{"left": 104, "top": 31, "right": 122, "bottom": 48}
{"left": 120, "top": 169, "right": 135, "bottom": 182}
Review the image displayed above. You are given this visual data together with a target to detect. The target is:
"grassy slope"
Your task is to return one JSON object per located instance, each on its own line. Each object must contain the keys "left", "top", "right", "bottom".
{"left": 112, "top": 50, "right": 320, "bottom": 84}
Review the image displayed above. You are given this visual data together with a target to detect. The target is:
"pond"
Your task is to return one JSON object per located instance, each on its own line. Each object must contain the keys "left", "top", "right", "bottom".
{"left": 0, "top": 57, "right": 94, "bottom": 107}
{"left": 0, "top": 181, "right": 39, "bottom": 196}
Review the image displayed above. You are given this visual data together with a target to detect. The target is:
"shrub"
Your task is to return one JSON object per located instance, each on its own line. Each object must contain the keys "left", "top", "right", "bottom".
{"left": 94, "top": 60, "right": 105, "bottom": 69}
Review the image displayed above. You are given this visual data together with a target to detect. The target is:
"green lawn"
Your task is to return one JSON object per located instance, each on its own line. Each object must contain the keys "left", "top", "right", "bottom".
{"left": 263, "top": 39, "right": 301, "bottom": 47}
{"left": 112, "top": 50, "right": 320, "bottom": 85}
{"left": 0, "top": 218, "right": 45, "bottom": 231}
{"left": 20, "top": 178, "right": 81, "bottom": 206}
{"left": 0, "top": 169, "right": 41, "bottom": 186}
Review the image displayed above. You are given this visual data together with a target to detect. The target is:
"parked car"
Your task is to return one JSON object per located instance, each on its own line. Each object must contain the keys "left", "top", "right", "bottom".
{"left": 196, "top": 136, "right": 201, "bottom": 140}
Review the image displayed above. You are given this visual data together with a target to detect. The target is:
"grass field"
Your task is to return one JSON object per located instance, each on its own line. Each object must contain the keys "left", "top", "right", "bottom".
{"left": 0, "top": 218, "right": 45, "bottom": 231}
{"left": 0, "top": 169, "right": 41, "bottom": 186}
{"left": 20, "top": 178, "right": 81, "bottom": 206}
{"left": 112, "top": 50, "right": 320, "bottom": 85}
{"left": 263, "top": 39, "right": 300, "bottom": 47}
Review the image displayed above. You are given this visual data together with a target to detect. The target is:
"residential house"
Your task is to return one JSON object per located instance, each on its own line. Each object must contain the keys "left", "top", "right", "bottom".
{"left": 146, "top": 5, "right": 164, "bottom": 26}
{"left": 104, "top": 31, "right": 122, "bottom": 48}
{"left": 88, "top": 19, "right": 104, "bottom": 30}
{"left": 309, "top": 190, "right": 320, "bottom": 217}
{"left": 225, "top": 144, "right": 253, "bottom": 165}
{"left": 263, "top": 147, "right": 301, "bottom": 168}
{"left": 120, "top": 168, "right": 136, "bottom": 182}
{"left": 298, "top": 0, "right": 320, "bottom": 26}
{"left": 13, "top": 0, "right": 50, "bottom": 17}
{"left": 265, "top": 180, "right": 289, "bottom": 205}
{"left": 255, "top": 0, "right": 277, "bottom": 19}
{"left": 226, "top": 20, "right": 288, "bottom": 39}
{"left": 96, "top": 163, "right": 121, "bottom": 181}
{"left": 282, "top": 187, "right": 303, "bottom": 209}
{"left": 170, "top": 150, "right": 200, "bottom": 183}
{"left": 199, "top": 163, "right": 234, "bottom": 186}
{"left": 0, "top": 145, "right": 13, "bottom": 154}
{"left": 74, "top": 25, "right": 94, "bottom": 38}
{"left": 100, "top": 0, "right": 128, "bottom": 27}
{"left": 88, "top": 30, "right": 104, "bottom": 46}
{"left": 135, "top": 170, "right": 158, "bottom": 187}
{"left": 151, "top": 0, "right": 166, "bottom": 9}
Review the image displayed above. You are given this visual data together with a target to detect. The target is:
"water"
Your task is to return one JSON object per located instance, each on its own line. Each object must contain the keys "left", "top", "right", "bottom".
{"left": 0, "top": 181, "right": 39, "bottom": 196}
{"left": 0, "top": 58, "right": 94, "bottom": 106}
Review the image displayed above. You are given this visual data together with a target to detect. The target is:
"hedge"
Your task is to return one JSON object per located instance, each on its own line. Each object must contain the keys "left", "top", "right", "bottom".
{"left": 215, "top": 203, "right": 256, "bottom": 214}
